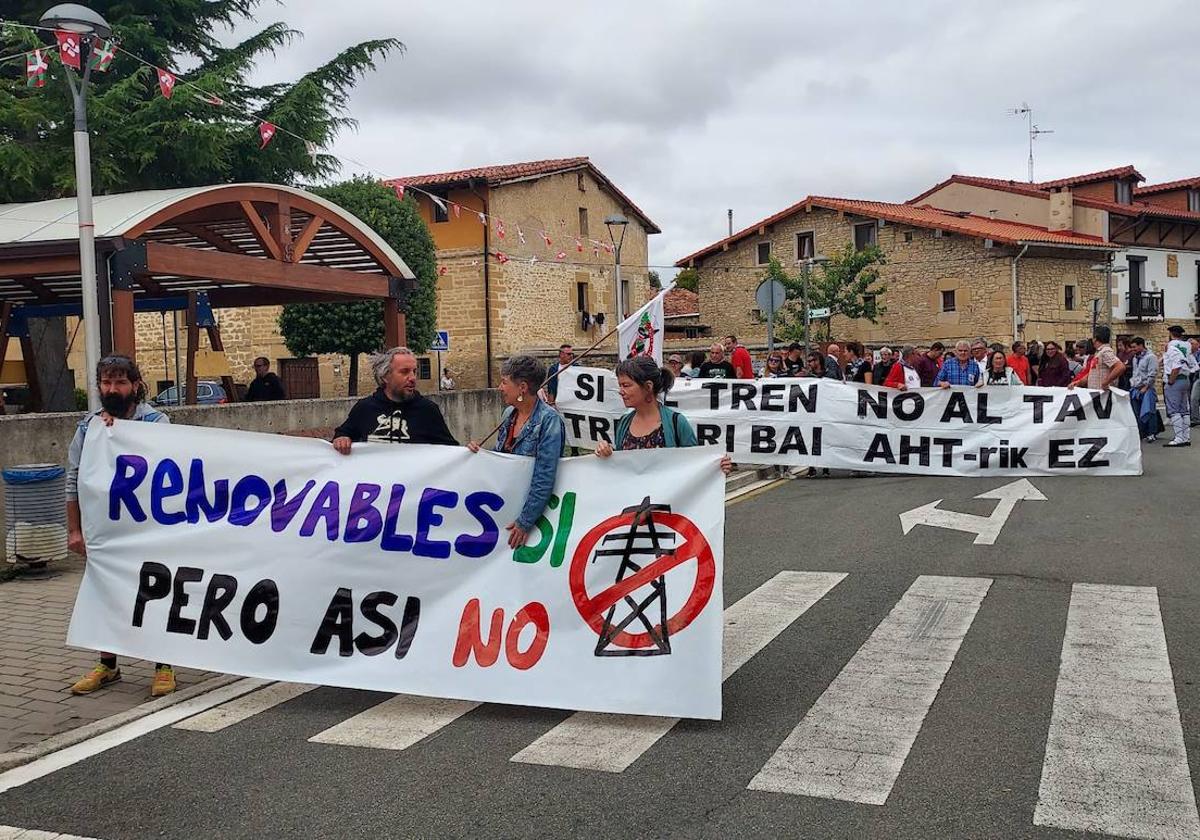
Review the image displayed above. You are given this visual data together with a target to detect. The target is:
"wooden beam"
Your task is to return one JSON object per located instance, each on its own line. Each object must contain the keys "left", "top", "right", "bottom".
{"left": 239, "top": 200, "right": 283, "bottom": 261}
{"left": 185, "top": 292, "right": 199, "bottom": 405}
{"left": 19, "top": 334, "right": 42, "bottom": 412}
{"left": 0, "top": 255, "right": 81, "bottom": 277}
{"left": 1183, "top": 225, "right": 1199, "bottom": 248}
{"left": 271, "top": 193, "right": 292, "bottom": 258}
{"left": 176, "top": 223, "right": 243, "bottom": 254}
{"left": 112, "top": 289, "right": 136, "bottom": 359}
{"left": 384, "top": 300, "right": 405, "bottom": 349}
{"left": 203, "top": 323, "right": 239, "bottom": 403}
{"left": 1133, "top": 221, "right": 1152, "bottom": 243}
{"left": 0, "top": 302, "right": 11, "bottom": 414}
{"left": 290, "top": 215, "right": 325, "bottom": 263}
{"left": 204, "top": 287, "right": 361, "bottom": 308}
{"left": 145, "top": 242, "right": 390, "bottom": 298}
{"left": 16, "top": 276, "right": 56, "bottom": 303}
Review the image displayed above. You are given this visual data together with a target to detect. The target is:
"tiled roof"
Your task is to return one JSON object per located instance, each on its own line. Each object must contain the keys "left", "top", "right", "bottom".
{"left": 1136, "top": 177, "right": 1200, "bottom": 196}
{"left": 385, "top": 157, "right": 660, "bottom": 233}
{"left": 674, "top": 196, "right": 1114, "bottom": 266}
{"left": 663, "top": 287, "right": 699, "bottom": 317}
{"left": 908, "top": 175, "right": 1050, "bottom": 205}
{"left": 1035, "top": 165, "right": 1144, "bottom": 190}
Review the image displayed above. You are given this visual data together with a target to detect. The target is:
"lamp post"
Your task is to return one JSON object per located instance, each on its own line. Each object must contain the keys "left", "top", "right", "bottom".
{"left": 801, "top": 254, "right": 829, "bottom": 354}
{"left": 40, "top": 3, "right": 111, "bottom": 412}
{"left": 604, "top": 214, "right": 629, "bottom": 324}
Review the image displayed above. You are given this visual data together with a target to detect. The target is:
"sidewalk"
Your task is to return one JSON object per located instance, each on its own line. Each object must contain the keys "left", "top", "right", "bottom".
{"left": 0, "top": 558, "right": 210, "bottom": 757}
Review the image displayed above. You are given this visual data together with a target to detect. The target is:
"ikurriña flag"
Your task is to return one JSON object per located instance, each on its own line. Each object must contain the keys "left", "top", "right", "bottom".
{"left": 618, "top": 284, "right": 670, "bottom": 365}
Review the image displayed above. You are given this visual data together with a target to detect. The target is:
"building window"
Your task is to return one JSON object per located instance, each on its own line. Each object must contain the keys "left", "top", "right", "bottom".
{"left": 1064, "top": 285, "right": 1076, "bottom": 310}
{"left": 621, "top": 280, "right": 630, "bottom": 317}
{"left": 941, "top": 289, "right": 956, "bottom": 312}
{"left": 417, "top": 357, "right": 432, "bottom": 380}
{"left": 1189, "top": 190, "right": 1200, "bottom": 213}
{"left": 904, "top": 231, "right": 914, "bottom": 243}
{"left": 431, "top": 192, "right": 449, "bottom": 223}
{"left": 854, "top": 222, "right": 877, "bottom": 251}
{"left": 795, "top": 231, "right": 815, "bottom": 261}
{"left": 578, "top": 207, "right": 589, "bottom": 236}
{"left": 575, "top": 278, "right": 589, "bottom": 312}
{"left": 1115, "top": 181, "right": 1132, "bottom": 204}
{"left": 863, "top": 293, "right": 878, "bottom": 314}
{"left": 756, "top": 241, "right": 771, "bottom": 265}
{"left": 577, "top": 172, "right": 586, "bottom": 192}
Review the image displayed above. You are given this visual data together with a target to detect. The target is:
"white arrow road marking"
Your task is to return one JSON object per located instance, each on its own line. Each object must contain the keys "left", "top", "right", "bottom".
{"left": 899, "top": 479, "right": 1046, "bottom": 545}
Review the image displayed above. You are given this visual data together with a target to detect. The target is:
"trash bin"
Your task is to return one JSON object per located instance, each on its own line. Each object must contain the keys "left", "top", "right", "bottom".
{"left": 3, "top": 464, "right": 68, "bottom": 567}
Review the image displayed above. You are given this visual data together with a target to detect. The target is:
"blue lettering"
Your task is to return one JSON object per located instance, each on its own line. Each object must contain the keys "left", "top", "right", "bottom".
{"left": 229, "top": 475, "right": 271, "bottom": 527}
{"left": 414, "top": 488, "right": 457, "bottom": 560}
{"left": 299, "top": 481, "right": 341, "bottom": 541}
{"left": 344, "top": 483, "right": 383, "bottom": 543}
{"left": 150, "top": 458, "right": 186, "bottom": 525}
{"left": 380, "top": 484, "right": 414, "bottom": 552}
{"left": 455, "top": 492, "right": 503, "bottom": 558}
{"left": 108, "top": 454, "right": 148, "bottom": 522}
{"left": 185, "top": 459, "right": 229, "bottom": 524}
{"left": 271, "top": 478, "right": 317, "bottom": 532}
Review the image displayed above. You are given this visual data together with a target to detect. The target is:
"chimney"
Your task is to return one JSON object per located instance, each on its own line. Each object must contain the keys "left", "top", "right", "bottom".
{"left": 1048, "top": 190, "right": 1074, "bottom": 232}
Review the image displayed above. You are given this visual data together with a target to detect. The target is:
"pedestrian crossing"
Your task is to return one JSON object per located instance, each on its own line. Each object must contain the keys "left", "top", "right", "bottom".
{"left": 163, "top": 573, "right": 1199, "bottom": 840}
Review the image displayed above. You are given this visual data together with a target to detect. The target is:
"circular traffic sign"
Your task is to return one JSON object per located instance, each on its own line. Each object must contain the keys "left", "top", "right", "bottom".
{"left": 569, "top": 510, "right": 716, "bottom": 650}
{"left": 755, "top": 278, "right": 787, "bottom": 313}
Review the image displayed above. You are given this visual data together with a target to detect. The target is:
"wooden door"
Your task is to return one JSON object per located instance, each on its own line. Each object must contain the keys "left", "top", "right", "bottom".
{"left": 278, "top": 357, "right": 319, "bottom": 399}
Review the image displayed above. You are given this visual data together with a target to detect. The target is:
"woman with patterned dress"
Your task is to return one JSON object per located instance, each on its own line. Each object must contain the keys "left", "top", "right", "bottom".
{"left": 594, "top": 356, "right": 733, "bottom": 473}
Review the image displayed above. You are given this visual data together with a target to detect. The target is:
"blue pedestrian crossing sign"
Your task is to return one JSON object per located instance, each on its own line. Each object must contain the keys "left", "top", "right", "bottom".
{"left": 430, "top": 330, "right": 450, "bottom": 352}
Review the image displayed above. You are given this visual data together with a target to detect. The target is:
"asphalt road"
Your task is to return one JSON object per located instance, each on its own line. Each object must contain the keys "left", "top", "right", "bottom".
{"left": 1, "top": 443, "right": 1197, "bottom": 840}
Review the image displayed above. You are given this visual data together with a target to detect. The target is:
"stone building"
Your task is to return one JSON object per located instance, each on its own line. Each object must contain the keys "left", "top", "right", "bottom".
{"left": 385, "top": 157, "right": 659, "bottom": 389}
{"left": 676, "top": 195, "right": 1116, "bottom": 351}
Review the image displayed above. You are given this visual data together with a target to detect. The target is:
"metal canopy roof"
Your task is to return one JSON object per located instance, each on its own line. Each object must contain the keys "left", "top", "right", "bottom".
{"left": 0, "top": 183, "right": 415, "bottom": 308}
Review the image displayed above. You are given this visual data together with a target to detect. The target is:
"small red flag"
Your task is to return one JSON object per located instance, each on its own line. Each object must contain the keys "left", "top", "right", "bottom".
{"left": 574, "top": 237, "right": 583, "bottom": 253}
{"left": 258, "top": 121, "right": 276, "bottom": 149}
{"left": 55, "top": 31, "right": 81, "bottom": 69}
{"left": 496, "top": 219, "right": 505, "bottom": 239}
{"left": 156, "top": 68, "right": 176, "bottom": 98}
{"left": 452, "top": 203, "right": 461, "bottom": 219}
{"left": 494, "top": 251, "right": 509, "bottom": 264}
{"left": 556, "top": 251, "right": 567, "bottom": 261}
{"left": 438, "top": 265, "right": 447, "bottom": 276}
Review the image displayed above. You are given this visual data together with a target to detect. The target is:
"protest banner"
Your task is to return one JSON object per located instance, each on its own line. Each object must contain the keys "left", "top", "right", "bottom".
{"left": 67, "top": 420, "right": 727, "bottom": 719}
{"left": 558, "top": 366, "right": 1142, "bottom": 477}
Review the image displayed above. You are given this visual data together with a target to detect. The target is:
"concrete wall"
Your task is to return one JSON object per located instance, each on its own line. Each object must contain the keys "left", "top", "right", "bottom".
{"left": 0, "top": 389, "right": 504, "bottom": 559}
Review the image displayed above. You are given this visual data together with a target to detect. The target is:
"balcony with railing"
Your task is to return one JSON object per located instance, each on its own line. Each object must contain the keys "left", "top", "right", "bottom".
{"left": 1125, "top": 290, "right": 1164, "bottom": 320}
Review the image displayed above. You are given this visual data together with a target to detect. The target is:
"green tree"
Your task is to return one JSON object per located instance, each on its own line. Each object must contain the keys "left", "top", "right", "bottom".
{"left": 773, "top": 245, "right": 887, "bottom": 342}
{"left": 0, "top": 2, "right": 401, "bottom": 201}
{"left": 278, "top": 179, "right": 437, "bottom": 395}
{"left": 648, "top": 269, "right": 662, "bottom": 290}
{"left": 673, "top": 267, "right": 700, "bottom": 293}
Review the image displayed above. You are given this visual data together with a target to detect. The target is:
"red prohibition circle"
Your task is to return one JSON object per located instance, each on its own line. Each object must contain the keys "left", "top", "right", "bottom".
{"left": 569, "top": 511, "right": 716, "bottom": 649}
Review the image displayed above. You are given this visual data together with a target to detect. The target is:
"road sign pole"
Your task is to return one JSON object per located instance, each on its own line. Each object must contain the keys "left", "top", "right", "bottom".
{"left": 436, "top": 349, "right": 442, "bottom": 390}
{"left": 767, "top": 293, "right": 775, "bottom": 353}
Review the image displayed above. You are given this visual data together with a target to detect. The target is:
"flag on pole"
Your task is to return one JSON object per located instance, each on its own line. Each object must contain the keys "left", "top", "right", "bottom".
{"left": 258, "top": 121, "right": 277, "bottom": 149}
{"left": 26, "top": 50, "right": 48, "bottom": 88}
{"left": 617, "top": 285, "right": 670, "bottom": 365}
{"left": 55, "top": 31, "right": 81, "bottom": 69}
{"left": 88, "top": 39, "right": 116, "bottom": 72}
{"left": 156, "top": 68, "right": 176, "bottom": 98}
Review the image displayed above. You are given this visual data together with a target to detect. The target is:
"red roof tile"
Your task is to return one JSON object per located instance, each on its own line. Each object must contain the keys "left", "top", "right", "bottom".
{"left": 675, "top": 196, "right": 1114, "bottom": 266}
{"left": 1035, "top": 165, "right": 1144, "bottom": 190}
{"left": 385, "top": 157, "right": 660, "bottom": 233}
{"left": 1136, "top": 177, "right": 1200, "bottom": 196}
{"left": 663, "top": 287, "right": 699, "bottom": 317}
{"left": 908, "top": 175, "right": 1050, "bottom": 205}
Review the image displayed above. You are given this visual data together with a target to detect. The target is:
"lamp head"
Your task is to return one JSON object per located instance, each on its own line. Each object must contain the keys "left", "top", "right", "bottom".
{"left": 40, "top": 3, "right": 112, "bottom": 38}
{"left": 603, "top": 213, "right": 629, "bottom": 228}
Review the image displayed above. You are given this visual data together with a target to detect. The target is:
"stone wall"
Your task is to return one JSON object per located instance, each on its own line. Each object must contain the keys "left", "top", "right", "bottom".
{"left": 0, "top": 388, "right": 505, "bottom": 559}
{"left": 695, "top": 206, "right": 1112, "bottom": 353}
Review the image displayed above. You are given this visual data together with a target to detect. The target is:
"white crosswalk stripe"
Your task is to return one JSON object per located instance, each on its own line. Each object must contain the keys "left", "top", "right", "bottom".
{"left": 748, "top": 575, "right": 991, "bottom": 805}
{"left": 307, "top": 695, "right": 480, "bottom": 751}
{"left": 511, "top": 570, "right": 847, "bottom": 772}
{"left": 173, "top": 682, "right": 317, "bottom": 732}
{"left": 1034, "top": 583, "right": 1200, "bottom": 840}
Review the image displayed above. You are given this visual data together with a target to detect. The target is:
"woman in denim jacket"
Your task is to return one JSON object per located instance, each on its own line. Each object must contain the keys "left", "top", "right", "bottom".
{"left": 469, "top": 354, "right": 565, "bottom": 548}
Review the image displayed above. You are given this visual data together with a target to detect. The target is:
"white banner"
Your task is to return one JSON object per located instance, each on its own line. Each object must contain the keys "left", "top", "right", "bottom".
{"left": 558, "top": 366, "right": 1142, "bottom": 477}
{"left": 618, "top": 289, "right": 666, "bottom": 364}
{"left": 67, "top": 420, "right": 727, "bottom": 719}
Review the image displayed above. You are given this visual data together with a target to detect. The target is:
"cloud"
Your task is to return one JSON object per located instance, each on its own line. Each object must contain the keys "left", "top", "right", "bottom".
{"left": 233, "top": 0, "right": 1199, "bottom": 267}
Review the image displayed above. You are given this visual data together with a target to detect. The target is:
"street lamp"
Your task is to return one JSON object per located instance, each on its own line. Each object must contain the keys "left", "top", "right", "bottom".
{"left": 801, "top": 254, "right": 829, "bottom": 354}
{"left": 605, "top": 214, "right": 629, "bottom": 323}
{"left": 40, "top": 3, "right": 112, "bottom": 412}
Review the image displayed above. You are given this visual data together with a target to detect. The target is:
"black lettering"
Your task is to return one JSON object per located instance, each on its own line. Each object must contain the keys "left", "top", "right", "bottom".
{"left": 724, "top": 424, "right": 736, "bottom": 453}
{"left": 1055, "top": 394, "right": 1087, "bottom": 423}
{"left": 976, "top": 393, "right": 1001, "bottom": 424}
{"left": 859, "top": 389, "right": 888, "bottom": 419}
{"left": 311, "top": 587, "right": 355, "bottom": 656}
{"left": 563, "top": 411, "right": 586, "bottom": 439}
{"left": 979, "top": 446, "right": 997, "bottom": 468}
{"left": 395, "top": 596, "right": 421, "bottom": 660}
{"left": 864, "top": 434, "right": 896, "bottom": 464}
{"left": 132, "top": 561, "right": 171, "bottom": 627}
{"left": 899, "top": 435, "right": 930, "bottom": 466}
{"left": 940, "top": 392, "right": 973, "bottom": 423}
{"left": 1010, "top": 447, "right": 1029, "bottom": 468}
{"left": 196, "top": 574, "right": 237, "bottom": 641}
{"left": 731, "top": 383, "right": 757, "bottom": 411}
{"left": 893, "top": 392, "right": 924, "bottom": 421}
{"left": 574, "top": 372, "right": 595, "bottom": 401}
{"left": 1049, "top": 439, "right": 1075, "bottom": 469}
{"left": 696, "top": 424, "right": 721, "bottom": 445}
{"left": 1024, "top": 394, "right": 1054, "bottom": 423}
{"left": 1078, "top": 437, "right": 1109, "bottom": 468}
{"left": 701, "top": 381, "right": 729, "bottom": 410}
{"left": 759, "top": 383, "right": 785, "bottom": 411}
{"left": 778, "top": 426, "right": 808, "bottom": 456}
{"left": 587, "top": 415, "right": 611, "bottom": 444}
{"left": 166, "top": 566, "right": 204, "bottom": 635}
{"left": 1089, "top": 392, "right": 1113, "bottom": 419}
{"left": 933, "top": 437, "right": 962, "bottom": 468}
{"left": 788, "top": 383, "right": 818, "bottom": 413}
{"left": 750, "top": 425, "right": 775, "bottom": 453}
{"left": 355, "top": 591, "right": 400, "bottom": 656}
{"left": 240, "top": 579, "right": 279, "bottom": 644}
{"left": 812, "top": 426, "right": 822, "bottom": 456}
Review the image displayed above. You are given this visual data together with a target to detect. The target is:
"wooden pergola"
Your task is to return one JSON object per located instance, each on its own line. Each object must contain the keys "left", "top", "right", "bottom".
{"left": 0, "top": 184, "right": 415, "bottom": 407}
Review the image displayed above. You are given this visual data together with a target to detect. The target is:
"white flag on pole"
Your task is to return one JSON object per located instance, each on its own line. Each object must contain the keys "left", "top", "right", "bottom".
{"left": 617, "top": 284, "right": 671, "bottom": 365}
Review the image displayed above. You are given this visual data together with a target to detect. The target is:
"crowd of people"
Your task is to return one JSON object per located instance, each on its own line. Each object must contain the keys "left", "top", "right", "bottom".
{"left": 663, "top": 328, "right": 1200, "bottom": 448}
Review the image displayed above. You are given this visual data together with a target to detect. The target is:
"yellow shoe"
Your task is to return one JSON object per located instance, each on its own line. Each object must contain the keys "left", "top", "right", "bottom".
{"left": 71, "top": 663, "right": 121, "bottom": 695}
{"left": 150, "top": 665, "right": 176, "bottom": 697}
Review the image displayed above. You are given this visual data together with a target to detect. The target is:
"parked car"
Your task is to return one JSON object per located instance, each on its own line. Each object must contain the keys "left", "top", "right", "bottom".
{"left": 151, "top": 381, "right": 227, "bottom": 406}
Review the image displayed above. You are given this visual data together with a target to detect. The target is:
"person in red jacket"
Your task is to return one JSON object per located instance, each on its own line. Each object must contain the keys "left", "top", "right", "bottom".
{"left": 724, "top": 334, "right": 755, "bottom": 379}
{"left": 1006, "top": 341, "right": 1032, "bottom": 385}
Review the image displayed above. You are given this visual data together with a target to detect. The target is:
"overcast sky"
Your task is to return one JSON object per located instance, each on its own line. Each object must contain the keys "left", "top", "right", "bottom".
{"left": 241, "top": 0, "right": 1199, "bottom": 269}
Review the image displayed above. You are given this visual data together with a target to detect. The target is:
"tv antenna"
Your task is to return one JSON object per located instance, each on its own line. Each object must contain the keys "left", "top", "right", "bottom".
{"left": 1008, "top": 103, "right": 1053, "bottom": 182}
